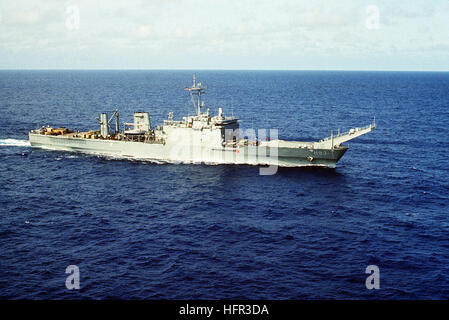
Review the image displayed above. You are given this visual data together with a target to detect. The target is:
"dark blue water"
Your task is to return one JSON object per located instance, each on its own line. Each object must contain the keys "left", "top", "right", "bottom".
{"left": 0, "top": 70, "right": 448, "bottom": 299}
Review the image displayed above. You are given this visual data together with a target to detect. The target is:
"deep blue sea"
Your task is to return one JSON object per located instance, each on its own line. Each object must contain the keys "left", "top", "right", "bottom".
{"left": 0, "top": 70, "right": 448, "bottom": 299}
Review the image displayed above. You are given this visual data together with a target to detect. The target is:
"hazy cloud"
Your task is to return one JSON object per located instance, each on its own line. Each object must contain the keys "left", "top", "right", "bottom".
{"left": 0, "top": 0, "right": 447, "bottom": 70}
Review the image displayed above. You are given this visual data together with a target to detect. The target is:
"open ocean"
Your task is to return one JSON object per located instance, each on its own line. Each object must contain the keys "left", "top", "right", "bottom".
{"left": 0, "top": 70, "right": 448, "bottom": 299}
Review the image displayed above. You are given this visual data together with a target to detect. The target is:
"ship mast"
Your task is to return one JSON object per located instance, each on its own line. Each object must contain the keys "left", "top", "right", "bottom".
{"left": 186, "top": 74, "right": 206, "bottom": 116}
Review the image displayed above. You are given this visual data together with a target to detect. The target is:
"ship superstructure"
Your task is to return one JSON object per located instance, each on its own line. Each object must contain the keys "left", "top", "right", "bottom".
{"left": 29, "top": 75, "right": 375, "bottom": 168}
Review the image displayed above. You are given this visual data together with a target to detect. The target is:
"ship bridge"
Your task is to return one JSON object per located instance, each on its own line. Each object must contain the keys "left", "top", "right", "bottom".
{"left": 158, "top": 75, "right": 240, "bottom": 148}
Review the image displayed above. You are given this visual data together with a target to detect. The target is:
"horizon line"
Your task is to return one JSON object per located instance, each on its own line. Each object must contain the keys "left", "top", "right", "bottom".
{"left": 1, "top": 68, "right": 449, "bottom": 72}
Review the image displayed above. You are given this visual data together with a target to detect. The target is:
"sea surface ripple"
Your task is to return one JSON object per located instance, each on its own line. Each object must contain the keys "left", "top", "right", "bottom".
{"left": 0, "top": 70, "right": 448, "bottom": 299}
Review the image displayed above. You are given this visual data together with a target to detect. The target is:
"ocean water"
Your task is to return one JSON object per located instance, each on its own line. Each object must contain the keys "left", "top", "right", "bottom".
{"left": 0, "top": 70, "right": 448, "bottom": 299}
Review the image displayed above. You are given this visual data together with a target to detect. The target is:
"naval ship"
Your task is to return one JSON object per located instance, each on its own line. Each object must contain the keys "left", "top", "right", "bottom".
{"left": 29, "top": 75, "right": 375, "bottom": 169}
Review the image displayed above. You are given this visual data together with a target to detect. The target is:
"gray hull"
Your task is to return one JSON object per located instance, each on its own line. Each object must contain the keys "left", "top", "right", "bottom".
{"left": 29, "top": 133, "right": 347, "bottom": 168}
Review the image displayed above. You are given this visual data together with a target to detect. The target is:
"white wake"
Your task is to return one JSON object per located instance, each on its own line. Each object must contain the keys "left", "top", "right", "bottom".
{"left": 0, "top": 139, "right": 31, "bottom": 147}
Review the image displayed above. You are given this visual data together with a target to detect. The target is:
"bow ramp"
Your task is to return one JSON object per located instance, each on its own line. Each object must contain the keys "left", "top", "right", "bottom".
{"left": 313, "top": 119, "right": 376, "bottom": 149}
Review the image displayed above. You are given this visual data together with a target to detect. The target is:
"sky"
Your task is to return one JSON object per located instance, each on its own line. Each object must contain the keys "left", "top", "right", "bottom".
{"left": 0, "top": 0, "right": 448, "bottom": 70}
